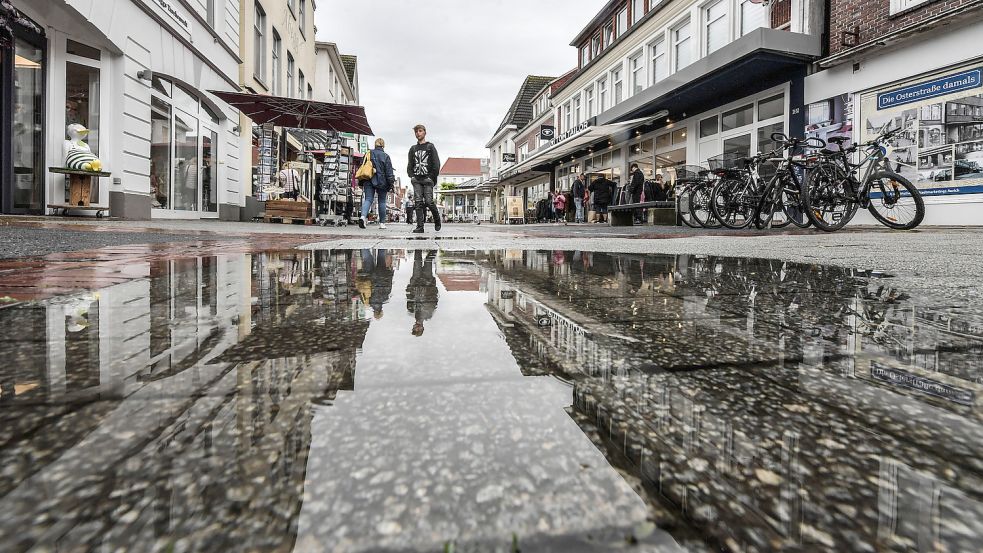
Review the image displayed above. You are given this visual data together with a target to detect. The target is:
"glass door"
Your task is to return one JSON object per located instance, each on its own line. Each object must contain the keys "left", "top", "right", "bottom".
{"left": 2, "top": 34, "right": 45, "bottom": 214}
{"left": 201, "top": 128, "right": 218, "bottom": 214}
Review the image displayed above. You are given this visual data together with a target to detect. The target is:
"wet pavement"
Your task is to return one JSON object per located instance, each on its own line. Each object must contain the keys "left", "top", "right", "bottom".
{"left": 1, "top": 247, "right": 982, "bottom": 552}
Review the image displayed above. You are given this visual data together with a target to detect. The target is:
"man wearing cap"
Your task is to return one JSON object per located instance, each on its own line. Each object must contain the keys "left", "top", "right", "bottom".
{"left": 407, "top": 124, "right": 442, "bottom": 233}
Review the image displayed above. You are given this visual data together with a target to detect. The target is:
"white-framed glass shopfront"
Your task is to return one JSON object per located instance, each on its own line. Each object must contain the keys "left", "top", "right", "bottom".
{"left": 150, "top": 75, "right": 220, "bottom": 217}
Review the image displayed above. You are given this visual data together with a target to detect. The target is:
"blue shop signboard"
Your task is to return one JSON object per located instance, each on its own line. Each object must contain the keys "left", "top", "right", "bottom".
{"left": 877, "top": 68, "right": 982, "bottom": 110}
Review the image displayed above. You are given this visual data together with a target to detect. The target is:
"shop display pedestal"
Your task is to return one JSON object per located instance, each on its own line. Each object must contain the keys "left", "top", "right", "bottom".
{"left": 47, "top": 167, "right": 112, "bottom": 217}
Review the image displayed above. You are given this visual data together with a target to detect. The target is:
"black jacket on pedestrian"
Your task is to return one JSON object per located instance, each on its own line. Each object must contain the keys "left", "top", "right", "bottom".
{"left": 407, "top": 142, "right": 441, "bottom": 184}
{"left": 571, "top": 177, "right": 585, "bottom": 199}
{"left": 628, "top": 169, "right": 644, "bottom": 198}
{"left": 589, "top": 177, "right": 615, "bottom": 204}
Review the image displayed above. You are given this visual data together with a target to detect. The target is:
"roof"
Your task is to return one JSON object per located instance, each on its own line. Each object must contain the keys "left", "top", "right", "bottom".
{"left": 340, "top": 55, "right": 358, "bottom": 87}
{"left": 570, "top": 0, "right": 623, "bottom": 46}
{"left": 440, "top": 158, "right": 484, "bottom": 176}
{"left": 495, "top": 75, "right": 556, "bottom": 134}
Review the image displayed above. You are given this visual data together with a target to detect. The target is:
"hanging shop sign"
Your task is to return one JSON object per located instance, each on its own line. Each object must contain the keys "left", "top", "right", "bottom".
{"left": 877, "top": 68, "right": 982, "bottom": 110}
{"left": 502, "top": 153, "right": 517, "bottom": 163}
{"left": 545, "top": 120, "right": 591, "bottom": 148}
{"left": 870, "top": 363, "right": 974, "bottom": 406}
{"left": 150, "top": 0, "right": 192, "bottom": 36}
{"left": 540, "top": 125, "right": 556, "bottom": 141}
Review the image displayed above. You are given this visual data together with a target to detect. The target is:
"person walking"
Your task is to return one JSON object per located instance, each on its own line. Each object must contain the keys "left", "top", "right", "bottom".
{"left": 552, "top": 189, "right": 567, "bottom": 225}
{"left": 405, "top": 189, "right": 415, "bottom": 225}
{"left": 359, "top": 138, "right": 396, "bottom": 230}
{"left": 628, "top": 163, "right": 645, "bottom": 224}
{"left": 407, "top": 124, "right": 442, "bottom": 233}
{"left": 571, "top": 172, "right": 586, "bottom": 223}
{"left": 406, "top": 250, "right": 439, "bottom": 336}
{"left": 589, "top": 173, "right": 615, "bottom": 224}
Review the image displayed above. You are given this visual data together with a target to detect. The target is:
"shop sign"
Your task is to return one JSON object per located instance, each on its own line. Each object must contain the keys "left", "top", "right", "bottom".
{"left": 546, "top": 120, "right": 591, "bottom": 148}
{"left": 502, "top": 153, "right": 516, "bottom": 163}
{"left": 870, "top": 363, "right": 975, "bottom": 406}
{"left": 150, "top": 0, "right": 192, "bottom": 36}
{"left": 540, "top": 125, "right": 556, "bottom": 141}
{"left": 877, "top": 68, "right": 982, "bottom": 110}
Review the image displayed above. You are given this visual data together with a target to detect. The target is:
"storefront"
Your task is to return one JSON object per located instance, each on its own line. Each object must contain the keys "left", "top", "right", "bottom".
{"left": 0, "top": 4, "right": 44, "bottom": 214}
{"left": 805, "top": 16, "right": 983, "bottom": 225}
{"left": 5, "top": 0, "right": 243, "bottom": 220}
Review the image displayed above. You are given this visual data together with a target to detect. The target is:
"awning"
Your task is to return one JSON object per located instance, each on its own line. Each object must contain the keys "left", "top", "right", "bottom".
{"left": 208, "top": 90, "right": 373, "bottom": 135}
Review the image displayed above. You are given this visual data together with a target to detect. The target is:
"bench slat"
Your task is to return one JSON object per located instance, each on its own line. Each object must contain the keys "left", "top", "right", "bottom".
{"left": 609, "top": 201, "right": 674, "bottom": 210}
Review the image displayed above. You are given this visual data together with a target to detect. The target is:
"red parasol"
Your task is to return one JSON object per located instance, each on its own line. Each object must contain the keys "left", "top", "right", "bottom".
{"left": 208, "top": 90, "right": 373, "bottom": 135}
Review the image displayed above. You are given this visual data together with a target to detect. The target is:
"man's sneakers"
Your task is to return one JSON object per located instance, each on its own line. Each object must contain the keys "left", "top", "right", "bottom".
{"left": 357, "top": 218, "right": 366, "bottom": 229}
{"left": 411, "top": 227, "right": 424, "bottom": 234}
{"left": 379, "top": 223, "right": 387, "bottom": 230}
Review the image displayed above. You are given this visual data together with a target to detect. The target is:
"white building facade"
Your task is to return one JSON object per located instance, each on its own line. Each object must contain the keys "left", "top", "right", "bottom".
{"left": 1, "top": 0, "right": 245, "bottom": 220}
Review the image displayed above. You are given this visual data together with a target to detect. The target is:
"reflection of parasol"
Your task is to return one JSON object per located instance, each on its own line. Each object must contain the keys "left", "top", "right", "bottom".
{"left": 207, "top": 90, "right": 372, "bottom": 135}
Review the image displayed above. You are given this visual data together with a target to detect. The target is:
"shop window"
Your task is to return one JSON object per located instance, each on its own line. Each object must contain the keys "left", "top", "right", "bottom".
{"left": 723, "top": 134, "right": 752, "bottom": 157}
{"left": 10, "top": 37, "right": 45, "bottom": 212}
{"left": 758, "top": 93, "right": 785, "bottom": 120}
{"left": 722, "top": 103, "right": 753, "bottom": 131}
{"left": 173, "top": 111, "right": 199, "bottom": 211}
{"left": 656, "top": 133, "right": 670, "bottom": 149}
{"left": 739, "top": 0, "right": 767, "bottom": 37}
{"left": 202, "top": 130, "right": 218, "bottom": 212}
{"left": 700, "top": 116, "right": 719, "bottom": 137}
{"left": 66, "top": 39, "right": 100, "bottom": 61}
{"left": 151, "top": 97, "right": 173, "bottom": 209}
{"left": 757, "top": 122, "right": 786, "bottom": 153}
{"left": 650, "top": 38, "right": 667, "bottom": 85}
{"left": 630, "top": 139, "right": 654, "bottom": 177}
{"left": 705, "top": 0, "right": 729, "bottom": 55}
{"left": 65, "top": 61, "right": 101, "bottom": 202}
{"left": 172, "top": 82, "right": 200, "bottom": 115}
{"left": 807, "top": 101, "right": 831, "bottom": 127}
{"left": 673, "top": 20, "right": 692, "bottom": 71}
{"left": 672, "top": 128, "right": 687, "bottom": 144}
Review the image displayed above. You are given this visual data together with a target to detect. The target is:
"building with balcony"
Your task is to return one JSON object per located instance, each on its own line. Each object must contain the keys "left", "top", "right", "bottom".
{"left": 497, "top": 0, "right": 823, "bottom": 206}
{"left": 805, "top": 0, "right": 983, "bottom": 225}
{"left": 1, "top": 0, "right": 244, "bottom": 220}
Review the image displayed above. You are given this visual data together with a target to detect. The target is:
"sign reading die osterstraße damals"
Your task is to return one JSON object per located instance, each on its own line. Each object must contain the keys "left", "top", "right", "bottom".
{"left": 876, "top": 67, "right": 982, "bottom": 109}
{"left": 540, "top": 125, "right": 555, "bottom": 141}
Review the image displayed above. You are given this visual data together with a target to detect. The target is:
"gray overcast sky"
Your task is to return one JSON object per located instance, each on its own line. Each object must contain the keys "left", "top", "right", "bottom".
{"left": 315, "top": 0, "right": 600, "bottom": 171}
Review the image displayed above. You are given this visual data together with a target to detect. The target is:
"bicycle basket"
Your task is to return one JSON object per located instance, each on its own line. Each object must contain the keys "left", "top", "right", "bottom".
{"left": 675, "top": 165, "right": 711, "bottom": 182}
{"left": 706, "top": 153, "right": 745, "bottom": 171}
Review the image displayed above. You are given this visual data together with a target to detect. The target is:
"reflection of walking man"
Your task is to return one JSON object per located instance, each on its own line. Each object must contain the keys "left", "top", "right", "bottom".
{"left": 360, "top": 248, "right": 394, "bottom": 319}
{"left": 406, "top": 250, "right": 439, "bottom": 336}
{"left": 407, "top": 124, "right": 442, "bottom": 233}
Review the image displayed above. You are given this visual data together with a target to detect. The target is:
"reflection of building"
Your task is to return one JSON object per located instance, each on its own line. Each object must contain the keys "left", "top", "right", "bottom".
{"left": 1, "top": 1, "right": 243, "bottom": 219}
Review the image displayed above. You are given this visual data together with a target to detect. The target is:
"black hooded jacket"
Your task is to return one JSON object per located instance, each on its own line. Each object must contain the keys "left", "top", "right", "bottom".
{"left": 407, "top": 142, "right": 441, "bottom": 184}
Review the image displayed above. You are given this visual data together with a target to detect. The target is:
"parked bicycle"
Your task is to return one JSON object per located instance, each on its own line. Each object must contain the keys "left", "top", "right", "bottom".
{"left": 801, "top": 126, "right": 924, "bottom": 231}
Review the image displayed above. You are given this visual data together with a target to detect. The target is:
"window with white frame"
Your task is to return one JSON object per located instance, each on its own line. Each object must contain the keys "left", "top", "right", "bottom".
{"left": 629, "top": 51, "right": 645, "bottom": 96}
{"left": 617, "top": 6, "right": 628, "bottom": 37}
{"left": 520, "top": 142, "right": 529, "bottom": 161}
{"left": 298, "top": 70, "right": 305, "bottom": 99}
{"left": 574, "top": 95, "right": 582, "bottom": 124}
{"left": 673, "top": 20, "right": 692, "bottom": 71}
{"left": 581, "top": 45, "right": 589, "bottom": 67}
{"left": 271, "top": 29, "right": 281, "bottom": 95}
{"left": 592, "top": 34, "right": 602, "bottom": 57}
{"left": 705, "top": 0, "right": 728, "bottom": 55}
{"left": 612, "top": 66, "right": 624, "bottom": 105}
{"left": 650, "top": 37, "right": 667, "bottom": 85}
{"left": 286, "top": 52, "right": 295, "bottom": 98}
{"left": 564, "top": 102, "right": 572, "bottom": 131}
{"left": 739, "top": 0, "right": 767, "bottom": 36}
{"left": 632, "top": 0, "right": 645, "bottom": 24}
{"left": 585, "top": 86, "right": 595, "bottom": 118}
{"left": 253, "top": 2, "right": 266, "bottom": 83}
{"left": 890, "top": 0, "right": 931, "bottom": 15}
{"left": 597, "top": 77, "right": 608, "bottom": 112}
{"left": 603, "top": 22, "right": 614, "bottom": 47}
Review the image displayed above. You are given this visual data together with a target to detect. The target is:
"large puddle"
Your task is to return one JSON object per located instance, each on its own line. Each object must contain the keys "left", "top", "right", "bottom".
{"left": 1, "top": 249, "right": 981, "bottom": 552}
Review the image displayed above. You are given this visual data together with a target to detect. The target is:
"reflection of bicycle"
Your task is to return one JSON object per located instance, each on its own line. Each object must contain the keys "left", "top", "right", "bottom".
{"left": 802, "top": 127, "right": 925, "bottom": 231}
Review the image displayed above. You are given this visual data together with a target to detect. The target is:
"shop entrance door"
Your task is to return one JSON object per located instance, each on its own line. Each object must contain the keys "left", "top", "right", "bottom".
{"left": 0, "top": 24, "right": 46, "bottom": 214}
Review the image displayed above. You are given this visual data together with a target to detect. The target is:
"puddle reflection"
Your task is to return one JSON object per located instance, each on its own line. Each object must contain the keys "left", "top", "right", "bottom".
{"left": 0, "top": 249, "right": 981, "bottom": 552}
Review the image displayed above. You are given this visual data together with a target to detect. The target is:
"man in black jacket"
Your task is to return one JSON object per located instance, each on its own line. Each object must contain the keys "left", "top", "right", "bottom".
{"left": 571, "top": 171, "right": 586, "bottom": 223}
{"left": 588, "top": 174, "right": 615, "bottom": 224}
{"left": 628, "top": 163, "right": 645, "bottom": 224}
{"left": 407, "top": 124, "right": 442, "bottom": 233}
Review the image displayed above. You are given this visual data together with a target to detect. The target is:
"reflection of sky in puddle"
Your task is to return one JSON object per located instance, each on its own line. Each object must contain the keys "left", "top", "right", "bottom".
{"left": 2, "top": 249, "right": 983, "bottom": 552}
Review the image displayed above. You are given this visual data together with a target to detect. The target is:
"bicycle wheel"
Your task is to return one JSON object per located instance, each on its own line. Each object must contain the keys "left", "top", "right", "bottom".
{"left": 710, "top": 180, "right": 754, "bottom": 229}
{"left": 676, "top": 186, "right": 700, "bottom": 228}
{"left": 802, "top": 165, "right": 858, "bottom": 232}
{"left": 866, "top": 172, "right": 925, "bottom": 230}
{"left": 754, "top": 182, "right": 779, "bottom": 229}
{"left": 781, "top": 186, "right": 811, "bottom": 228}
{"left": 688, "top": 184, "right": 720, "bottom": 228}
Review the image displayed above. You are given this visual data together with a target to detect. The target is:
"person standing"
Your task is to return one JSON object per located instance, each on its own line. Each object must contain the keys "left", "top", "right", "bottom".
{"left": 552, "top": 190, "right": 567, "bottom": 225}
{"left": 407, "top": 124, "right": 442, "bottom": 233}
{"left": 278, "top": 162, "right": 300, "bottom": 200}
{"left": 628, "top": 163, "right": 645, "bottom": 224}
{"left": 571, "top": 172, "right": 586, "bottom": 223}
{"left": 359, "top": 138, "right": 396, "bottom": 230}
{"left": 405, "top": 188, "right": 415, "bottom": 225}
{"left": 589, "top": 174, "right": 615, "bottom": 224}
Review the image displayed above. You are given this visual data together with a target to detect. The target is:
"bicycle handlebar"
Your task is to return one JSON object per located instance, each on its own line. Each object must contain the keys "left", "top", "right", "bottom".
{"left": 769, "top": 132, "right": 827, "bottom": 149}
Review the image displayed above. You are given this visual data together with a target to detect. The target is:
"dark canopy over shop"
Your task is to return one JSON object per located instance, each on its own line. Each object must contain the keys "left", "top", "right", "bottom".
{"left": 208, "top": 90, "right": 373, "bottom": 135}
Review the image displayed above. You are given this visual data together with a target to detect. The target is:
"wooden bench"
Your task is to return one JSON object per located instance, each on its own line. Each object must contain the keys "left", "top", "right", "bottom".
{"left": 608, "top": 200, "right": 676, "bottom": 226}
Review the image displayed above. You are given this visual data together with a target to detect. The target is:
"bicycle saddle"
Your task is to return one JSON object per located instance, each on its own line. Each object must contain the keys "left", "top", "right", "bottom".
{"left": 828, "top": 136, "right": 849, "bottom": 145}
